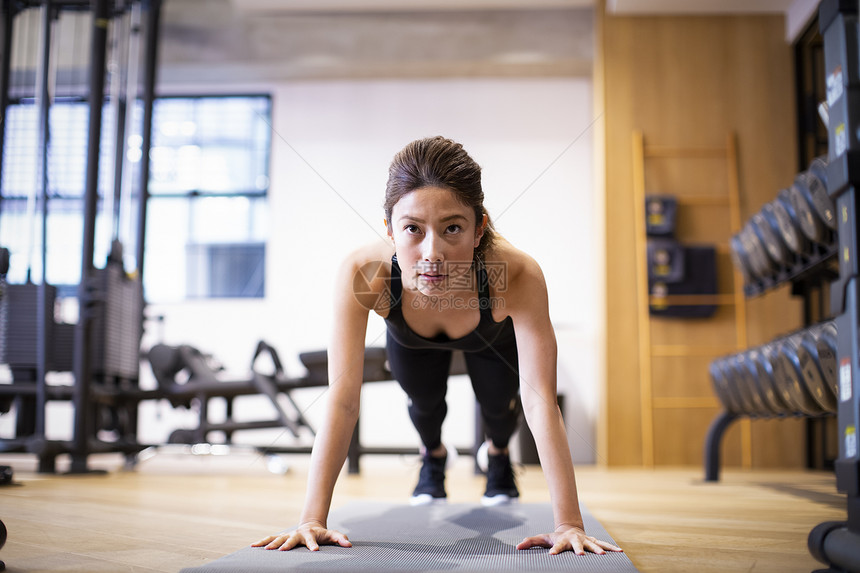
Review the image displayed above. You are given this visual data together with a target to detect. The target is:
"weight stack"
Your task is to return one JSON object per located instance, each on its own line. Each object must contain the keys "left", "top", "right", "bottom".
{"left": 0, "top": 283, "right": 56, "bottom": 369}
{"left": 90, "top": 264, "right": 143, "bottom": 379}
{"left": 51, "top": 323, "right": 75, "bottom": 373}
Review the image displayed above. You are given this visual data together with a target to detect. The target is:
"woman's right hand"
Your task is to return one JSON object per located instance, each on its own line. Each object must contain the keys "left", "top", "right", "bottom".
{"left": 251, "top": 521, "right": 352, "bottom": 551}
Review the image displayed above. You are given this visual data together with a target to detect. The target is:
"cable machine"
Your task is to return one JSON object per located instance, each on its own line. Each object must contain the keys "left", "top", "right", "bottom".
{"left": 0, "top": 0, "right": 162, "bottom": 473}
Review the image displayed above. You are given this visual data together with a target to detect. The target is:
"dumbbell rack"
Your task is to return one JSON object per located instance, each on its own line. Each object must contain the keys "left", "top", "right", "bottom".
{"left": 807, "top": 2, "right": 860, "bottom": 571}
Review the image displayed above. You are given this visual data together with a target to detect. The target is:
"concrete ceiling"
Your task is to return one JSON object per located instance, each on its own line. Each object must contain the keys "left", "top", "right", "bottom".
{"left": 159, "top": 0, "right": 595, "bottom": 85}
{"left": 156, "top": 0, "right": 816, "bottom": 86}
{"left": 230, "top": 0, "right": 593, "bottom": 10}
{"left": 228, "top": 0, "right": 798, "bottom": 15}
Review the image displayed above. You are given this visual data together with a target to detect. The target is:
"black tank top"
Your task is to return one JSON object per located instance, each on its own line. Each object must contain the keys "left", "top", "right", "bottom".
{"left": 385, "top": 254, "right": 516, "bottom": 351}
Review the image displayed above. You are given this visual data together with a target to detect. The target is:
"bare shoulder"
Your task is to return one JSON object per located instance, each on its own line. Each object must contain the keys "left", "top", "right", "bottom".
{"left": 336, "top": 241, "right": 395, "bottom": 316}
{"left": 483, "top": 237, "right": 549, "bottom": 325}
{"left": 341, "top": 241, "right": 395, "bottom": 273}
{"left": 484, "top": 237, "right": 546, "bottom": 292}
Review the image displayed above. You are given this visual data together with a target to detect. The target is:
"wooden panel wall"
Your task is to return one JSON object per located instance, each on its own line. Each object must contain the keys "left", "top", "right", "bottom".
{"left": 600, "top": 10, "right": 810, "bottom": 467}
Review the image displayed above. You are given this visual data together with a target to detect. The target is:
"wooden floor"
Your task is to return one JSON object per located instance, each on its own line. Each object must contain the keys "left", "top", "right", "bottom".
{"left": 0, "top": 449, "right": 848, "bottom": 573}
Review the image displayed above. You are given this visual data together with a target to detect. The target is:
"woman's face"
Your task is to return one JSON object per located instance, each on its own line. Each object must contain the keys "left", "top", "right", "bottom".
{"left": 387, "top": 186, "right": 485, "bottom": 297}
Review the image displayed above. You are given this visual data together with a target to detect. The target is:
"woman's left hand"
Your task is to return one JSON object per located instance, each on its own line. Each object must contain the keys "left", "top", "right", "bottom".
{"left": 516, "top": 525, "right": 623, "bottom": 556}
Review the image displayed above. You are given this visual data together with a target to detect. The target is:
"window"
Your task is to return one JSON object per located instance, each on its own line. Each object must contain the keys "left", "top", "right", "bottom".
{"left": 0, "top": 99, "right": 118, "bottom": 297}
{"left": 0, "top": 94, "right": 271, "bottom": 302}
{"left": 144, "top": 96, "right": 271, "bottom": 301}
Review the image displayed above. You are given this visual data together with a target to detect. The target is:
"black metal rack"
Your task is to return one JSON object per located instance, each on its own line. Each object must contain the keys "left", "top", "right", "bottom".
{"left": 807, "top": 2, "right": 860, "bottom": 571}
{"left": 0, "top": 0, "right": 162, "bottom": 473}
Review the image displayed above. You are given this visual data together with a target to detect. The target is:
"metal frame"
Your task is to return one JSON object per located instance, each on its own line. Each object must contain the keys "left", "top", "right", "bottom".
{"left": 0, "top": 0, "right": 162, "bottom": 473}
{"left": 809, "top": 1, "right": 860, "bottom": 571}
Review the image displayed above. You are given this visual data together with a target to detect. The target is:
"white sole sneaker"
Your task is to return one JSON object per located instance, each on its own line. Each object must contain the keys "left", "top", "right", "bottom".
{"left": 475, "top": 440, "right": 490, "bottom": 473}
{"left": 410, "top": 493, "right": 448, "bottom": 506}
{"left": 480, "top": 494, "right": 519, "bottom": 507}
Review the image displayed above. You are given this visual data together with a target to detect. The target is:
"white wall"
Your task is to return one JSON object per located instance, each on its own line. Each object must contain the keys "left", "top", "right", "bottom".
{"left": 10, "top": 77, "right": 600, "bottom": 465}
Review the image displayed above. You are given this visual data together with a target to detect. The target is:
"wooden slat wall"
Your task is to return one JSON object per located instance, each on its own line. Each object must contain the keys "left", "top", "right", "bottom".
{"left": 600, "top": 9, "right": 809, "bottom": 467}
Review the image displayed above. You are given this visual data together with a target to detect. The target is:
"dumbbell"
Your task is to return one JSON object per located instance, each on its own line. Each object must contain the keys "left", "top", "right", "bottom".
{"left": 761, "top": 341, "right": 800, "bottom": 415}
{"left": 789, "top": 171, "right": 830, "bottom": 246}
{"left": 797, "top": 325, "right": 838, "bottom": 414}
{"left": 709, "top": 359, "right": 740, "bottom": 414}
{"left": 771, "top": 189, "right": 811, "bottom": 256}
{"left": 732, "top": 353, "right": 772, "bottom": 417}
{"left": 815, "top": 321, "right": 838, "bottom": 400}
{"left": 752, "top": 206, "right": 792, "bottom": 268}
{"left": 740, "top": 222, "right": 774, "bottom": 279}
{"left": 773, "top": 334, "right": 826, "bottom": 416}
{"left": 748, "top": 346, "right": 792, "bottom": 416}
{"left": 740, "top": 350, "right": 785, "bottom": 417}
{"left": 730, "top": 234, "right": 755, "bottom": 284}
{"left": 716, "top": 358, "right": 748, "bottom": 414}
{"left": 719, "top": 356, "right": 754, "bottom": 415}
{"left": 807, "top": 157, "right": 837, "bottom": 232}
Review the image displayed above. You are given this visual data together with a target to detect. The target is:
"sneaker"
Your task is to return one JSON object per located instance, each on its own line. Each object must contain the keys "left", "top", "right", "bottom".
{"left": 481, "top": 452, "right": 519, "bottom": 506}
{"left": 410, "top": 452, "right": 447, "bottom": 506}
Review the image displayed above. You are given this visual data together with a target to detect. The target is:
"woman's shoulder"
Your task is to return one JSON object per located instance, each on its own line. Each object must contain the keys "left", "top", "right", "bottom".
{"left": 335, "top": 241, "right": 396, "bottom": 315}
{"left": 484, "top": 237, "right": 550, "bottom": 321}
{"left": 342, "top": 240, "right": 396, "bottom": 271}
{"left": 483, "top": 236, "right": 544, "bottom": 287}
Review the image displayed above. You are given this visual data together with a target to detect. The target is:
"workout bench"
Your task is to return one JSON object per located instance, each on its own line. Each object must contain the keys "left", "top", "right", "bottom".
{"left": 146, "top": 342, "right": 476, "bottom": 473}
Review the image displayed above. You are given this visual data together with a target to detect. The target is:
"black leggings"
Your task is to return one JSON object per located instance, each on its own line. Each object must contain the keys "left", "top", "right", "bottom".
{"left": 385, "top": 330, "right": 521, "bottom": 452}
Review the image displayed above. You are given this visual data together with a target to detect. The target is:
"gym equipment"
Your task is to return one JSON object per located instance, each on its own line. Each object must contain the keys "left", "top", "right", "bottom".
{"left": 740, "top": 222, "right": 773, "bottom": 278}
{"left": 749, "top": 218, "right": 782, "bottom": 278}
{"left": 721, "top": 355, "right": 755, "bottom": 415}
{"left": 144, "top": 343, "right": 478, "bottom": 474}
{"left": 734, "top": 352, "right": 771, "bottom": 417}
{"left": 808, "top": 157, "right": 837, "bottom": 231}
{"left": 646, "top": 238, "right": 684, "bottom": 283}
{"left": 753, "top": 207, "right": 791, "bottom": 268}
{"left": 727, "top": 158, "right": 839, "bottom": 297}
{"left": 797, "top": 325, "right": 838, "bottom": 414}
{"left": 722, "top": 355, "right": 752, "bottom": 414}
{"left": 709, "top": 326, "right": 840, "bottom": 420}
{"left": 709, "top": 360, "right": 740, "bottom": 414}
{"left": 648, "top": 245, "right": 718, "bottom": 318}
{"left": 645, "top": 195, "right": 677, "bottom": 236}
{"left": 806, "top": 3, "right": 860, "bottom": 570}
{"left": 734, "top": 188, "right": 838, "bottom": 297}
{"left": 704, "top": 325, "right": 840, "bottom": 482}
{"left": 772, "top": 189, "right": 811, "bottom": 256}
{"left": 774, "top": 334, "right": 826, "bottom": 417}
{"left": 747, "top": 347, "right": 791, "bottom": 416}
{"left": 0, "top": 517, "right": 5, "bottom": 572}
{"left": 179, "top": 502, "right": 636, "bottom": 573}
{"left": 146, "top": 343, "right": 392, "bottom": 466}
{"left": 0, "top": 255, "right": 146, "bottom": 471}
{"left": 764, "top": 338, "right": 802, "bottom": 415}
{"left": 729, "top": 234, "right": 755, "bottom": 284}
{"left": 790, "top": 171, "right": 829, "bottom": 245}
{"left": 816, "top": 321, "right": 839, "bottom": 397}
{"left": 720, "top": 358, "right": 747, "bottom": 414}
{"left": 718, "top": 358, "right": 748, "bottom": 414}
{"left": 0, "top": 0, "right": 163, "bottom": 473}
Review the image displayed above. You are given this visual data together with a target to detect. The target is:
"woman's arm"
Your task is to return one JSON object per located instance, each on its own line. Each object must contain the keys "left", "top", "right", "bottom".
{"left": 507, "top": 255, "right": 622, "bottom": 556}
{"left": 253, "top": 253, "right": 373, "bottom": 551}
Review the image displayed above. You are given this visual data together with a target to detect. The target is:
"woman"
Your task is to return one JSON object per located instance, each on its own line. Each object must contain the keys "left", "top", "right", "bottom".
{"left": 253, "top": 136, "right": 622, "bottom": 556}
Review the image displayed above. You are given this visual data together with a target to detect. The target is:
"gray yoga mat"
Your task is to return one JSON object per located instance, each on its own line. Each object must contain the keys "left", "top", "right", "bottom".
{"left": 181, "top": 502, "right": 638, "bottom": 573}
